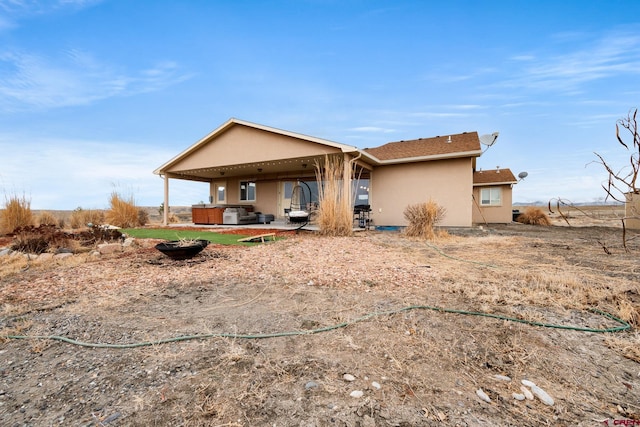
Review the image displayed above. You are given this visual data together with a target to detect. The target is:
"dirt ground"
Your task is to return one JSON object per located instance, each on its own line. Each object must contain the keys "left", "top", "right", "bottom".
{"left": 1, "top": 206, "right": 640, "bottom": 426}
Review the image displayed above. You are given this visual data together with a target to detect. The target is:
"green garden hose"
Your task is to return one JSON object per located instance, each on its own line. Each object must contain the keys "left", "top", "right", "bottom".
{"left": 3, "top": 304, "right": 630, "bottom": 349}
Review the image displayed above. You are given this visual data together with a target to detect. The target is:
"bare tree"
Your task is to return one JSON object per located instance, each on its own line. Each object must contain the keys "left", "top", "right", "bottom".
{"left": 594, "top": 108, "right": 640, "bottom": 202}
{"left": 594, "top": 108, "right": 640, "bottom": 250}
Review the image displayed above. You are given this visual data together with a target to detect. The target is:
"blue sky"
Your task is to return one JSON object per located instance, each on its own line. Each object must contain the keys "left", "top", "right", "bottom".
{"left": 1, "top": 0, "right": 640, "bottom": 209}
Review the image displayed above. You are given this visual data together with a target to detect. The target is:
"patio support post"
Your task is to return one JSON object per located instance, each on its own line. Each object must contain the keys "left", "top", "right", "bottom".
{"left": 163, "top": 174, "right": 169, "bottom": 226}
{"left": 343, "top": 153, "right": 352, "bottom": 206}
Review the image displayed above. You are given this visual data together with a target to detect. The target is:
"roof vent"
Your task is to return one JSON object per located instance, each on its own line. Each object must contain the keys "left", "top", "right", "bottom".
{"left": 447, "top": 136, "right": 452, "bottom": 143}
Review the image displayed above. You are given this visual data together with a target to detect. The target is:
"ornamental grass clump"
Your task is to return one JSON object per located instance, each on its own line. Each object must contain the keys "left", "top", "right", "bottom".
{"left": 403, "top": 199, "right": 446, "bottom": 240}
{"left": 1, "top": 193, "right": 34, "bottom": 235}
{"left": 315, "top": 155, "right": 354, "bottom": 236}
{"left": 105, "top": 192, "right": 141, "bottom": 228}
{"left": 517, "top": 207, "right": 552, "bottom": 226}
{"left": 36, "top": 211, "right": 59, "bottom": 227}
{"left": 70, "top": 207, "right": 105, "bottom": 229}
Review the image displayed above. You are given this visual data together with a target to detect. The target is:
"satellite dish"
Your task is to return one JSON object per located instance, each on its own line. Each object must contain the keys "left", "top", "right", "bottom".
{"left": 518, "top": 171, "right": 528, "bottom": 180}
{"left": 479, "top": 132, "right": 499, "bottom": 146}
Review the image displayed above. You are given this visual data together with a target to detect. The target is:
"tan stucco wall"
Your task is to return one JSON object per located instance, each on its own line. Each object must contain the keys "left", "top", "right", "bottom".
{"left": 209, "top": 177, "right": 279, "bottom": 217}
{"left": 370, "top": 158, "right": 473, "bottom": 227}
{"left": 625, "top": 192, "right": 640, "bottom": 229}
{"left": 471, "top": 185, "right": 514, "bottom": 224}
{"left": 167, "top": 125, "right": 341, "bottom": 172}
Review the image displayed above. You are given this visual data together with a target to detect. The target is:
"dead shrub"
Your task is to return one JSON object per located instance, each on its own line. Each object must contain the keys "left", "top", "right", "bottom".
{"left": 1, "top": 193, "right": 34, "bottom": 235}
{"left": 105, "top": 192, "right": 140, "bottom": 228}
{"left": 315, "top": 155, "right": 354, "bottom": 236}
{"left": 70, "top": 208, "right": 105, "bottom": 229}
{"left": 10, "top": 225, "right": 73, "bottom": 254}
{"left": 137, "top": 208, "right": 149, "bottom": 226}
{"left": 403, "top": 199, "right": 446, "bottom": 240}
{"left": 36, "top": 211, "right": 58, "bottom": 226}
{"left": 517, "top": 207, "right": 552, "bottom": 226}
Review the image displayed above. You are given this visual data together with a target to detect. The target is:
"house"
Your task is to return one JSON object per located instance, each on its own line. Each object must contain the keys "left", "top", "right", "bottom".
{"left": 472, "top": 168, "right": 518, "bottom": 224}
{"left": 154, "top": 118, "right": 518, "bottom": 227}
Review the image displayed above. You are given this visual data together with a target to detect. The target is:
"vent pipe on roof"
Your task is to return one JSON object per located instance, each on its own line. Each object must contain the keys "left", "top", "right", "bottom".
{"left": 447, "top": 136, "right": 452, "bottom": 143}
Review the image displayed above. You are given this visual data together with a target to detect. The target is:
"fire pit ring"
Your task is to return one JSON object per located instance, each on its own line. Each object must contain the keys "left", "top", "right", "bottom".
{"left": 154, "top": 239, "right": 209, "bottom": 260}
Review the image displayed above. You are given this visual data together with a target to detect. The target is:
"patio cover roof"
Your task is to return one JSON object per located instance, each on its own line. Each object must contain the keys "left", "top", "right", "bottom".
{"left": 154, "top": 119, "right": 486, "bottom": 182}
{"left": 154, "top": 118, "right": 362, "bottom": 182}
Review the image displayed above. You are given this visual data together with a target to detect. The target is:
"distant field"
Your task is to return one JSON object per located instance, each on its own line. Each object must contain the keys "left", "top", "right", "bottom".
{"left": 515, "top": 203, "right": 626, "bottom": 227}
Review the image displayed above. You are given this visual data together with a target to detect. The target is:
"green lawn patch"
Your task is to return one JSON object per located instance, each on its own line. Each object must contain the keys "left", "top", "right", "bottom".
{"left": 121, "top": 228, "right": 258, "bottom": 246}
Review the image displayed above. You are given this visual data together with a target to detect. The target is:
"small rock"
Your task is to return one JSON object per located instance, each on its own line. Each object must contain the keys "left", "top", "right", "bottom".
{"left": 37, "top": 253, "right": 54, "bottom": 261}
{"left": 493, "top": 375, "right": 511, "bottom": 382}
{"left": 350, "top": 390, "right": 364, "bottom": 398}
{"left": 0, "top": 248, "right": 11, "bottom": 257}
{"left": 98, "top": 243, "right": 122, "bottom": 255}
{"left": 343, "top": 373, "right": 356, "bottom": 382}
{"left": 53, "top": 252, "right": 73, "bottom": 259}
{"left": 530, "top": 385, "right": 554, "bottom": 406}
{"left": 304, "top": 381, "right": 318, "bottom": 390}
{"left": 521, "top": 379, "right": 536, "bottom": 388}
{"left": 371, "top": 381, "right": 381, "bottom": 390}
{"left": 512, "top": 393, "right": 526, "bottom": 401}
{"left": 520, "top": 385, "right": 534, "bottom": 400}
{"left": 476, "top": 388, "right": 491, "bottom": 403}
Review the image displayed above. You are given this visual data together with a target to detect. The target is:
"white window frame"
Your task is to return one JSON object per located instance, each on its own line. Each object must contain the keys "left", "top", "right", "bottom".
{"left": 240, "top": 181, "right": 256, "bottom": 202}
{"left": 480, "top": 187, "right": 502, "bottom": 206}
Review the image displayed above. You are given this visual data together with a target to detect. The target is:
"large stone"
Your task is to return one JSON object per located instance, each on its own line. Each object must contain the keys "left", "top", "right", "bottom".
{"left": 98, "top": 243, "right": 123, "bottom": 255}
{"left": 53, "top": 252, "right": 73, "bottom": 260}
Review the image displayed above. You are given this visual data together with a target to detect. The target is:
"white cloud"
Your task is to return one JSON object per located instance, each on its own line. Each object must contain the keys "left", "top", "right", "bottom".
{"left": 503, "top": 29, "right": 640, "bottom": 93}
{"left": 0, "top": 134, "right": 206, "bottom": 209}
{"left": 347, "top": 126, "right": 396, "bottom": 133}
{"left": 0, "top": 50, "right": 193, "bottom": 110}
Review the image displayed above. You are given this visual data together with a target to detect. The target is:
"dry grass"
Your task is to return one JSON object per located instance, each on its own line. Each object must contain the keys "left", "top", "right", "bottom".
{"left": 105, "top": 192, "right": 140, "bottom": 228}
{"left": 403, "top": 199, "right": 446, "bottom": 239}
{"left": 1, "top": 193, "right": 34, "bottom": 235}
{"left": 70, "top": 208, "right": 105, "bottom": 229}
{"left": 517, "top": 207, "right": 552, "bottom": 226}
{"left": 314, "top": 155, "right": 353, "bottom": 236}
{"left": 36, "top": 211, "right": 58, "bottom": 227}
{"left": 2, "top": 220, "right": 640, "bottom": 425}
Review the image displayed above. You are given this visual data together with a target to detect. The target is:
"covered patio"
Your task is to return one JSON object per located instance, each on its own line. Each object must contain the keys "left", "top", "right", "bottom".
{"left": 154, "top": 118, "right": 371, "bottom": 226}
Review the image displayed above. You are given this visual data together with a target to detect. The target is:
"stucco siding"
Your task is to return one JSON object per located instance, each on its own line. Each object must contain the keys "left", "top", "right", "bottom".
{"left": 167, "top": 126, "right": 342, "bottom": 172}
{"left": 370, "top": 158, "right": 473, "bottom": 227}
{"left": 471, "top": 185, "right": 514, "bottom": 224}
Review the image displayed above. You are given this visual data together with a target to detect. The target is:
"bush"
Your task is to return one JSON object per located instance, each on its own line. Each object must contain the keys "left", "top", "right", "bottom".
{"left": 70, "top": 208, "right": 105, "bottom": 229}
{"left": 137, "top": 208, "right": 149, "bottom": 226}
{"left": 403, "top": 199, "right": 446, "bottom": 240}
{"left": 517, "top": 207, "right": 552, "bottom": 226}
{"left": 11, "top": 225, "right": 72, "bottom": 254}
{"left": 1, "top": 193, "right": 34, "bottom": 234}
{"left": 105, "top": 192, "right": 140, "bottom": 228}
{"left": 37, "top": 211, "right": 59, "bottom": 226}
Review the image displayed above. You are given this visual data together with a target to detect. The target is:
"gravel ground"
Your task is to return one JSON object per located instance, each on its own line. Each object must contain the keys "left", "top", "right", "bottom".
{"left": 1, "top": 221, "right": 639, "bottom": 426}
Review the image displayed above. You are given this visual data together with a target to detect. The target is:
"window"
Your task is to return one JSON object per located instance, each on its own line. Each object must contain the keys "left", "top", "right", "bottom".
{"left": 480, "top": 187, "right": 502, "bottom": 206}
{"left": 240, "top": 181, "right": 256, "bottom": 201}
{"left": 217, "top": 185, "right": 226, "bottom": 203}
